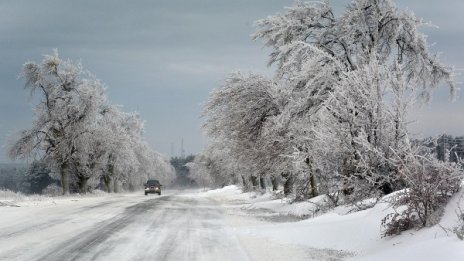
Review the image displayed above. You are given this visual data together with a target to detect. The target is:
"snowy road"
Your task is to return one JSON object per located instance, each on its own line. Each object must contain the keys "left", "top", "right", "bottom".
{"left": 3, "top": 187, "right": 463, "bottom": 261}
{"left": 0, "top": 191, "right": 254, "bottom": 261}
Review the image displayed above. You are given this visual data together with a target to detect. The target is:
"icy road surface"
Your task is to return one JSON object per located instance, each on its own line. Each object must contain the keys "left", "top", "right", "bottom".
{"left": 0, "top": 190, "right": 313, "bottom": 261}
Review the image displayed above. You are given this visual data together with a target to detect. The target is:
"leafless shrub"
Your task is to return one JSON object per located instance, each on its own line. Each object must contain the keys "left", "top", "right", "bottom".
{"left": 382, "top": 210, "right": 419, "bottom": 237}
{"left": 382, "top": 152, "right": 463, "bottom": 236}
{"left": 453, "top": 194, "right": 464, "bottom": 240}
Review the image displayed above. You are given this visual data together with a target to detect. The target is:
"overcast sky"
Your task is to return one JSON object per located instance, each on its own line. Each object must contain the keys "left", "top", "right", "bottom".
{"left": 1, "top": 0, "right": 463, "bottom": 162}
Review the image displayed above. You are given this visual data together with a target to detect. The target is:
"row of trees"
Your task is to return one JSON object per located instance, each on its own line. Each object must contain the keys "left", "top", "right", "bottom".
{"left": 9, "top": 51, "right": 174, "bottom": 194}
{"left": 192, "top": 0, "right": 463, "bottom": 234}
{"left": 0, "top": 164, "right": 29, "bottom": 193}
{"left": 170, "top": 155, "right": 196, "bottom": 187}
{"left": 0, "top": 162, "right": 60, "bottom": 194}
{"left": 425, "top": 135, "right": 464, "bottom": 163}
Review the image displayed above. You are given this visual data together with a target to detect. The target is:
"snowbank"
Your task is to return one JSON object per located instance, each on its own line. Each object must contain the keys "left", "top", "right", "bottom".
{"left": 203, "top": 185, "right": 464, "bottom": 260}
{"left": 0, "top": 189, "right": 113, "bottom": 207}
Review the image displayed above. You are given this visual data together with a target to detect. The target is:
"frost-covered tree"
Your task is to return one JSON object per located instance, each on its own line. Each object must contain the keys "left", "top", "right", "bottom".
{"left": 189, "top": 142, "right": 241, "bottom": 189}
{"left": 95, "top": 106, "right": 175, "bottom": 192}
{"left": 9, "top": 51, "right": 107, "bottom": 194}
{"left": 201, "top": 0, "right": 461, "bottom": 213}
{"left": 203, "top": 73, "right": 280, "bottom": 189}
{"left": 186, "top": 156, "right": 213, "bottom": 189}
{"left": 254, "top": 0, "right": 453, "bottom": 88}
{"left": 251, "top": 0, "right": 455, "bottom": 201}
{"left": 96, "top": 106, "right": 139, "bottom": 192}
{"left": 10, "top": 51, "right": 174, "bottom": 194}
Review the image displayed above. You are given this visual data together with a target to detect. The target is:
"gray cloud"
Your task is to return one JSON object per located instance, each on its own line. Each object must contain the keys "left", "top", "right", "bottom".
{"left": 0, "top": 0, "right": 463, "bottom": 162}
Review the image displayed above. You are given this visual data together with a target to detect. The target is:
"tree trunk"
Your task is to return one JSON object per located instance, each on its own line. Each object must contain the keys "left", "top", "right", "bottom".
{"left": 128, "top": 182, "right": 135, "bottom": 192}
{"left": 104, "top": 160, "right": 115, "bottom": 193}
{"left": 60, "top": 162, "right": 70, "bottom": 195}
{"left": 250, "top": 176, "right": 258, "bottom": 189}
{"left": 259, "top": 175, "right": 266, "bottom": 190}
{"left": 241, "top": 175, "right": 249, "bottom": 191}
{"left": 103, "top": 175, "right": 112, "bottom": 193}
{"left": 282, "top": 173, "right": 293, "bottom": 196}
{"left": 309, "top": 174, "right": 318, "bottom": 198}
{"left": 78, "top": 176, "right": 89, "bottom": 194}
{"left": 113, "top": 179, "right": 119, "bottom": 193}
{"left": 305, "top": 158, "right": 318, "bottom": 198}
{"left": 342, "top": 157, "right": 354, "bottom": 195}
{"left": 270, "top": 175, "right": 278, "bottom": 191}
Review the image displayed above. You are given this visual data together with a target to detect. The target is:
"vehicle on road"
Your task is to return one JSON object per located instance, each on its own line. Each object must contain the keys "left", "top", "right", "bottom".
{"left": 144, "top": 179, "right": 162, "bottom": 195}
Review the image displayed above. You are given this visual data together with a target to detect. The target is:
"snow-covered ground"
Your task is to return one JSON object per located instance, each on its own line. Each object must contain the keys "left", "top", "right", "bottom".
{"left": 200, "top": 186, "right": 464, "bottom": 261}
{"left": 1, "top": 189, "right": 265, "bottom": 260}
{"left": 1, "top": 187, "right": 463, "bottom": 260}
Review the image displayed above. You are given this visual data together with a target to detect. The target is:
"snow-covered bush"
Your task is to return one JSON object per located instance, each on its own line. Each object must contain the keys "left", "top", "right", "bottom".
{"left": 0, "top": 189, "right": 26, "bottom": 201}
{"left": 382, "top": 149, "right": 463, "bottom": 236}
{"left": 42, "top": 184, "right": 63, "bottom": 197}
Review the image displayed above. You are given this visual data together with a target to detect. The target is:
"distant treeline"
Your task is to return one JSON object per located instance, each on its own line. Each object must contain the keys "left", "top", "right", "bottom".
{"left": 170, "top": 155, "right": 196, "bottom": 187}
{"left": 2, "top": 135, "right": 461, "bottom": 194}
{"left": 0, "top": 161, "right": 59, "bottom": 194}
{"left": 421, "top": 135, "right": 464, "bottom": 163}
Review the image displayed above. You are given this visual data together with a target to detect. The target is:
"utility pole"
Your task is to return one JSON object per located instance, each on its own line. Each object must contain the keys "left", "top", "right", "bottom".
{"left": 181, "top": 138, "right": 185, "bottom": 158}
{"left": 171, "top": 142, "right": 174, "bottom": 158}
